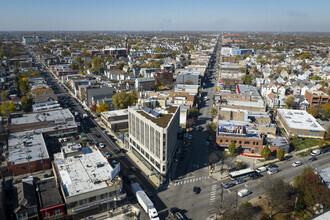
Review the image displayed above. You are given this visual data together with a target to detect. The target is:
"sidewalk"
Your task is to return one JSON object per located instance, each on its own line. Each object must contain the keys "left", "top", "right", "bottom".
{"left": 94, "top": 118, "right": 161, "bottom": 187}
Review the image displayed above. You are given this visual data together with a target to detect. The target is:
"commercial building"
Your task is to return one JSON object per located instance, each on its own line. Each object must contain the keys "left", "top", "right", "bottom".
{"left": 176, "top": 71, "right": 202, "bottom": 86}
{"left": 277, "top": 109, "right": 326, "bottom": 139}
{"left": 101, "top": 109, "right": 128, "bottom": 131}
{"left": 174, "top": 84, "right": 199, "bottom": 95}
{"left": 218, "top": 107, "right": 271, "bottom": 124}
{"left": 128, "top": 104, "right": 180, "bottom": 182}
{"left": 79, "top": 86, "right": 114, "bottom": 107}
{"left": 304, "top": 90, "right": 329, "bottom": 108}
{"left": 8, "top": 131, "right": 50, "bottom": 176}
{"left": 37, "top": 177, "right": 66, "bottom": 219}
{"left": 216, "top": 120, "right": 264, "bottom": 157}
{"left": 53, "top": 144, "right": 125, "bottom": 217}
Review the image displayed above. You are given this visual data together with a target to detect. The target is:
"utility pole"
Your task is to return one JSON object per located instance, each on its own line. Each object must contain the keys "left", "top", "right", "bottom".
{"left": 235, "top": 190, "right": 238, "bottom": 208}
{"left": 220, "top": 182, "right": 224, "bottom": 212}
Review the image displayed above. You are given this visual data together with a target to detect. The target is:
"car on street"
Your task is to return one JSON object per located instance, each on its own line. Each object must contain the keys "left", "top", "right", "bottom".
{"left": 255, "top": 166, "right": 267, "bottom": 173}
{"left": 267, "top": 164, "right": 278, "bottom": 170}
{"left": 112, "top": 160, "right": 118, "bottom": 166}
{"left": 99, "top": 143, "right": 105, "bottom": 148}
{"left": 193, "top": 186, "right": 201, "bottom": 194}
{"left": 292, "top": 161, "right": 302, "bottom": 167}
{"left": 105, "top": 152, "right": 111, "bottom": 158}
{"left": 308, "top": 157, "right": 317, "bottom": 162}
{"left": 311, "top": 150, "right": 321, "bottom": 156}
{"left": 267, "top": 168, "right": 279, "bottom": 175}
{"left": 320, "top": 149, "right": 328, "bottom": 154}
{"left": 223, "top": 182, "right": 236, "bottom": 189}
{"left": 130, "top": 166, "right": 137, "bottom": 172}
{"left": 237, "top": 189, "right": 251, "bottom": 197}
{"left": 188, "top": 134, "right": 193, "bottom": 140}
{"left": 235, "top": 178, "right": 246, "bottom": 185}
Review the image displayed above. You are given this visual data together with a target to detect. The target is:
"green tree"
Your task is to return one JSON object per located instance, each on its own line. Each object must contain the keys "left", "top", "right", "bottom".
{"left": 311, "top": 75, "right": 322, "bottom": 80}
{"left": 211, "top": 107, "right": 217, "bottom": 117}
{"left": 206, "top": 122, "right": 217, "bottom": 133}
{"left": 21, "top": 96, "right": 33, "bottom": 112}
{"left": 0, "top": 101, "right": 16, "bottom": 116}
{"left": 241, "top": 74, "right": 253, "bottom": 85}
{"left": 284, "top": 95, "right": 295, "bottom": 109}
{"left": 188, "top": 106, "right": 199, "bottom": 118}
{"left": 276, "top": 148, "right": 284, "bottom": 161}
{"left": 70, "top": 62, "right": 79, "bottom": 70}
{"left": 91, "top": 57, "right": 103, "bottom": 73}
{"left": 96, "top": 103, "right": 109, "bottom": 114}
{"left": 112, "top": 92, "right": 137, "bottom": 109}
{"left": 321, "top": 103, "right": 330, "bottom": 117}
{"left": 307, "top": 105, "right": 318, "bottom": 117}
{"left": 229, "top": 141, "right": 236, "bottom": 155}
{"left": 299, "top": 52, "right": 311, "bottom": 60}
{"left": 0, "top": 91, "right": 8, "bottom": 101}
{"left": 19, "top": 77, "right": 30, "bottom": 96}
{"left": 261, "top": 144, "right": 271, "bottom": 160}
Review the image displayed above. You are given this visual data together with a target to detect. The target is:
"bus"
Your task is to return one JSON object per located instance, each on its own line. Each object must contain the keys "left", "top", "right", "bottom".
{"left": 228, "top": 168, "right": 255, "bottom": 180}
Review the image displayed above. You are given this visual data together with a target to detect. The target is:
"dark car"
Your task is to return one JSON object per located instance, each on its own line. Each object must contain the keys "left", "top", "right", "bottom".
{"left": 193, "top": 186, "right": 201, "bottom": 194}
{"left": 223, "top": 182, "right": 235, "bottom": 189}
{"left": 250, "top": 172, "right": 262, "bottom": 180}
{"left": 235, "top": 178, "right": 246, "bottom": 185}
{"left": 170, "top": 207, "right": 180, "bottom": 215}
{"left": 267, "top": 164, "right": 278, "bottom": 170}
{"left": 320, "top": 149, "right": 328, "bottom": 154}
{"left": 309, "top": 157, "right": 318, "bottom": 162}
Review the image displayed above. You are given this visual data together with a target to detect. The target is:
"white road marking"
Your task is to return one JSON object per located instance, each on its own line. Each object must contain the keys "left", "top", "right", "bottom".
{"left": 226, "top": 189, "right": 231, "bottom": 193}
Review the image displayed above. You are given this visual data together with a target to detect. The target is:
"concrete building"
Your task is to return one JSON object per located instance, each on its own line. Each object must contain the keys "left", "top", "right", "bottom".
{"left": 216, "top": 120, "right": 264, "bottom": 157}
{"left": 79, "top": 86, "right": 114, "bottom": 107}
{"left": 176, "top": 71, "right": 202, "bottom": 86}
{"left": 101, "top": 109, "right": 128, "bottom": 131}
{"left": 218, "top": 107, "right": 271, "bottom": 124}
{"left": 53, "top": 144, "right": 125, "bottom": 217}
{"left": 277, "top": 109, "right": 326, "bottom": 139}
{"left": 135, "top": 77, "right": 156, "bottom": 91}
{"left": 304, "top": 90, "right": 329, "bottom": 108}
{"left": 128, "top": 105, "right": 180, "bottom": 182}
{"left": 174, "top": 84, "right": 199, "bottom": 95}
{"left": 8, "top": 131, "right": 50, "bottom": 176}
{"left": 36, "top": 177, "right": 66, "bottom": 219}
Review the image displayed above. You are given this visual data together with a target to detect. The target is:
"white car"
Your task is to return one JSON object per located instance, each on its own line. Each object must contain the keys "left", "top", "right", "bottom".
{"left": 99, "top": 143, "right": 105, "bottom": 148}
{"left": 292, "top": 161, "right": 302, "bottom": 167}
{"left": 237, "top": 189, "right": 251, "bottom": 197}
{"left": 255, "top": 166, "right": 267, "bottom": 173}
{"left": 105, "top": 152, "right": 111, "bottom": 158}
{"left": 267, "top": 168, "right": 278, "bottom": 175}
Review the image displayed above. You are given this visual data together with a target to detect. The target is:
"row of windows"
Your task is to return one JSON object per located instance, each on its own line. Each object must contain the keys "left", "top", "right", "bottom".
{"left": 67, "top": 191, "right": 120, "bottom": 208}
{"left": 130, "top": 138, "right": 160, "bottom": 169}
{"left": 219, "top": 139, "right": 259, "bottom": 145}
{"left": 294, "top": 132, "right": 319, "bottom": 136}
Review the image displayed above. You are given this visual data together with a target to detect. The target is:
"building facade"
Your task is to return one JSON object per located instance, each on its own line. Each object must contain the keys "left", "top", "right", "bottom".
{"left": 304, "top": 90, "right": 329, "bottom": 108}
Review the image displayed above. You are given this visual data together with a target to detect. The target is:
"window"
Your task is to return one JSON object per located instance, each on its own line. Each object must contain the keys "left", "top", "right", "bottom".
{"left": 220, "top": 139, "right": 222, "bottom": 143}
{"left": 54, "top": 209, "right": 62, "bottom": 215}
{"left": 301, "top": 133, "right": 304, "bottom": 135}
{"left": 239, "top": 141, "right": 242, "bottom": 144}
{"left": 163, "top": 166, "right": 166, "bottom": 172}
{"left": 253, "top": 142, "right": 255, "bottom": 145}
{"left": 256, "top": 142, "right": 259, "bottom": 145}
{"left": 226, "top": 140, "right": 228, "bottom": 143}
{"left": 244, "top": 141, "right": 250, "bottom": 145}
{"left": 79, "top": 199, "right": 87, "bottom": 205}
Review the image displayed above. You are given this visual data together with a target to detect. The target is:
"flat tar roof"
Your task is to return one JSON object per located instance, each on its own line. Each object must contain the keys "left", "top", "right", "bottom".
{"left": 102, "top": 109, "right": 128, "bottom": 118}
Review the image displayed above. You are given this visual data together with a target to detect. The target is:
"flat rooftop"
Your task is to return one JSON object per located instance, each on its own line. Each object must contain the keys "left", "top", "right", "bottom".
{"left": 278, "top": 109, "right": 325, "bottom": 131}
{"left": 224, "top": 100, "right": 265, "bottom": 108}
{"left": 37, "top": 177, "right": 64, "bottom": 209}
{"left": 8, "top": 131, "right": 49, "bottom": 165}
{"left": 54, "top": 146, "right": 117, "bottom": 198}
{"left": 102, "top": 109, "right": 128, "bottom": 118}
{"left": 237, "top": 84, "right": 260, "bottom": 96}
{"left": 217, "top": 120, "right": 261, "bottom": 138}
{"left": 177, "top": 70, "right": 202, "bottom": 76}
{"left": 11, "top": 109, "right": 74, "bottom": 125}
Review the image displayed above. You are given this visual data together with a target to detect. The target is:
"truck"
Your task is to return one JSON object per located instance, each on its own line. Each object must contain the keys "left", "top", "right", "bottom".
{"left": 131, "top": 183, "right": 159, "bottom": 220}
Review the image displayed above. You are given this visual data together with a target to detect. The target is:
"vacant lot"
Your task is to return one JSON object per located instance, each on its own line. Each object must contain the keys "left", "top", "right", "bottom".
{"left": 291, "top": 138, "right": 319, "bottom": 151}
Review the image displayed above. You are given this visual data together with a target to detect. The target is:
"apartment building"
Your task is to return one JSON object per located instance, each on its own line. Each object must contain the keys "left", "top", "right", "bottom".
{"left": 135, "top": 77, "right": 156, "bottom": 91}
{"left": 304, "top": 90, "right": 329, "bottom": 108}
{"left": 79, "top": 86, "right": 114, "bottom": 107}
{"left": 53, "top": 144, "right": 125, "bottom": 217}
{"left": 128, "top": 105, "right": 180, "bottom": 182}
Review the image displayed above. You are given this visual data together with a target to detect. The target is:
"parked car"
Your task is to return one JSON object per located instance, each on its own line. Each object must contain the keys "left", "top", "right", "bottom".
{"left": 267, "top": 168, "right": 279, "bottom": 175}
{"left": 223, "top": 182, "right": 236, "bottom": 189}
{"left": 320, "top": 149, "right": 328, "bottom": 154}
{"left": 235, "top": 178, "right": 246, "bottom": 185}
{"left": 99, "top": 143, "right": 105, "bottom": 148}
{"left": 237, "top": 189, "right": 251, "bottom": 197}
{"left": 308, "top": 157, "right": 317, "bottom": 162}
{"left": 267, "top": 164, "right": 278, "bottom": 170}
{"left": 105, "top": 152, "right": 111, "bottom": 158}
{"left": 193, "top": 186, "right": 201, "bottom": 194}
{"left": 292, "top": 161, "right": 302, "bottom": 167}
{"left": 130, "top": 166, "right": 137, "bottom": 172}
{"left": 255, "top": 166, "right": 267, "bottom": 173}
{"left": 311, "top": 150, "right": 321, "bottom": 156}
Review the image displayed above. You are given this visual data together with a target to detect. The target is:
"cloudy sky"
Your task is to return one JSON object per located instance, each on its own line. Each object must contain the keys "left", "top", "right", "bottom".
{"left": 0, "top": 0, "right": 329, "bottom": 32}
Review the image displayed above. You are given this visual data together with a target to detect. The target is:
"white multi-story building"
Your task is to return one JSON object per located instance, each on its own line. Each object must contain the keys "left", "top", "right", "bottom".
{"left": 128, "top": 104, "right": 180, "bottom": 182}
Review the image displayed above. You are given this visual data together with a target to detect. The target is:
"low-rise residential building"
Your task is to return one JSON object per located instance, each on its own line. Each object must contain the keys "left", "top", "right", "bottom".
{"left": 174, "top": 84, "right": 199, "bottom": 95}
{"left": 53, "top": 144, "right": 125, "bottom": 217}
{"left": 128, "top": 105, "right": 180, "bottom": 182}
{"left": 176, "top": 71, "right": 202, "bottom": 86}
{"left": 101, "top": 109, "right": 128, "bottom": 131}
{"left": 37, "top": 177, "right": 66, "bottom": 219}
{"left": 79, "top": 86, "right": 114, "bottom": 107}
{"left": 135, "top": 77, "right": 155, "bottom": 91}
{"left": 277, "top": 109, "right": 326, "bottom": 139}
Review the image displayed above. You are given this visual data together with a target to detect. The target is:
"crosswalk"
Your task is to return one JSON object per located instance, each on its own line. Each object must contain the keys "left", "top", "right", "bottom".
{"left": 172, "top": 176, "right": 210, "bottom": 186}
{"left": 208, "top": 184, "right": 218, "bottom": 214}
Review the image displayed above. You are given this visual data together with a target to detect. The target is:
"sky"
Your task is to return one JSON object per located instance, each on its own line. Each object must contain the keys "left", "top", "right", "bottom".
{"left": 0, "top": 0, "right": 329, "bottom": 32}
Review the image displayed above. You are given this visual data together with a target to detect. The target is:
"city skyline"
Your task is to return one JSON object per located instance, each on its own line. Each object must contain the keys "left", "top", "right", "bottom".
{"left": 1, "top": 0, "right": 330, "bottom": 32}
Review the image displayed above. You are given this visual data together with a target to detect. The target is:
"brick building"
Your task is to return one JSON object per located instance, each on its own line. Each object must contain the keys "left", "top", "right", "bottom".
{"left": 304, "top": 90, "right": 329, "bottom": 108}
{"left": 101, "top": 109, "right": 128, "bottom": 131}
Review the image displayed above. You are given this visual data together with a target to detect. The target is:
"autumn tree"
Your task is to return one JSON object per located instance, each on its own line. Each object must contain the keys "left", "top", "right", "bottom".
{"left": 307, "top": 105, "right": 318, "bottom": 117}
{"left": 96, "top": 103, "right": 109, "bottom": 114}
{"left": 211, "top": 107, "right": 217, "bottom": 117}
{"left": 0, "top": 91, "right": 8, "bottom": 101}
{"left": 188, "top": 106, "right": 199, "bottom": 118}
{"left": 19, "top": 77, "right": 30, "bottom": 96}
{"left": 261, "top": 144, "right": 271, "bottom": 160}
{"left": 112, "top": 92, "right": 137, "bottom": 109}
{"left": 284, "top": 95, "right": 295, "bottom": 109}
{"left": 242, "top": 74, "right": 253, "bottom": 85}
{"left": 321, "top": 103, "right": 330, "bottom": 117}
{"left": 91, "top": 57, "right": 103, "bottom": 73}
{"left": 228, "top": 141, "right": 236, "bottom": 155}
{"left": 276, "top": 147, "right": 284, "bottom": 161}
{"left": 0, "top": 101, "right": 16, "bottom": 119}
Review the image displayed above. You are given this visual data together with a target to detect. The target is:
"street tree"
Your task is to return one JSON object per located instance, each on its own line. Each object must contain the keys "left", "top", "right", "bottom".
{"left": 307, "top": 105, "right": 318, "bottom": 117}
{"left": 242, "top": 74, "right": 253, "bottom": 85}
{"left": 96, "top": 103, "right": 109, "bottom": 114}
{"left": 211, "top": 107, "right": 217, "bottom": 117}
{"left": 0, "top": 101, "right": 16, "bottom": 118}
{"left": 284, "top": 95, "right": 295, "bottom": 109}
{"left": 188, "top": 106, "right": 199, "bottom": 118}
{"left": 261, "top": 144, "right": 271, "bottom": 160}
{"left": 276, "top": 148, "right": 284, "bottom": 161}
{"left": 112, "top": 92, "right": 137, "bottom": 109}
{"left": 229, "top": 141, "right": 236, "bottom": 155}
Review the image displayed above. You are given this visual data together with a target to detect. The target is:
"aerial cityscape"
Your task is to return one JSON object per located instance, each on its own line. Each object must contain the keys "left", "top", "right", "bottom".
{"left": 0, "top": 1, "right": 330, "bottom": 220}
